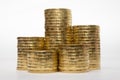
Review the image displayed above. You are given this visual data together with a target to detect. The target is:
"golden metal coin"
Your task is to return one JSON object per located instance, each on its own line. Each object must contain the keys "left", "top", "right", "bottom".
{"left": 17, "top": 37, "right": 44, "bottom": 40}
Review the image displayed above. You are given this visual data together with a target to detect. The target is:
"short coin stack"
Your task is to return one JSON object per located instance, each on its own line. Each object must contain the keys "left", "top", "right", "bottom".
{"left": 27, "top": 50, "right": 57, "bottom": 73}
{"left": 17, "top": 37, "right": 44, "bottom": 70}
{"left": 73, "top": 25, "right": 100, "bottom": 70}
{"left": 45, "top": 8, "right": 72, "bottom": 49}
{"left": 59, "top": 44, "right": 89, "bottom": 72}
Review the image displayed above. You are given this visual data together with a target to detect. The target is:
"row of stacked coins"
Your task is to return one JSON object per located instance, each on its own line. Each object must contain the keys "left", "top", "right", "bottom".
{"left": 45, "top": 8, "right": 72, "bottom": 49}
{"left": 17, "top": 8, "right": 101, "bottom": 73}
{"left": 27, "top": 50, "right": 57, "bottom": 73}
{"left": 58, "top": 44, "right": 89, "bottom": 72}
{"left": 17, "top": 37, "right": 44, "bottom": 70}
{"left": 73, "top": 25, "right": 100, "bottom": 70}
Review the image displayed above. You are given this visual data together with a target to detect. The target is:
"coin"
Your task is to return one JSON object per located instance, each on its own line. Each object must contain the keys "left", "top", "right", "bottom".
{"left": 17, "top": 37, "right": 44, "bottom": 40}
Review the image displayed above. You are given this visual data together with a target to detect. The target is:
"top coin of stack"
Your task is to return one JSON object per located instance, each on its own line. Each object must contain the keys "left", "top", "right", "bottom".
{"left": 44, "top": 8, "right": 72, "bottom": 49}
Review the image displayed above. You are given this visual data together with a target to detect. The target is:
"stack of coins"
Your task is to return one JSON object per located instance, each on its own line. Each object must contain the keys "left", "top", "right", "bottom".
{"left": 87, "top": 25, "right": 100, "bottom": 70}
{"left": 17, "top": 37, "right": 44, "bottom": 70}
{"left": 27, "top": 50, "right": 57, "bottom": 73}
{"left": 45, "top": 8, "right": 72, "bottom": 49}
{"left": 16, "top": 9, "right": 101, "bottom": 73}
{"left": 58, "top": 44, "right": 89, "bottom": 72}
{"left": 73, "top": 25, "right": 100, "bottom": 70}
{"left": 64, "top": 27, "right": 73, "bottom": 44}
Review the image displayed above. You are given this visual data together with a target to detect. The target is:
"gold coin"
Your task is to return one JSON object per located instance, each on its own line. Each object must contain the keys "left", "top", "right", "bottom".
{"left": 17, "top": 37, "right": 44, "bottom": 40}
{"left": 45, "top": 8, "right": 71, "bottom": 11}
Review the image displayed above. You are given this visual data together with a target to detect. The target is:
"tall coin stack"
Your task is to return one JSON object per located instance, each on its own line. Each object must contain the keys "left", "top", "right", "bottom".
{"left": 27, "top": 50, "right": 57, "bottom": 73}
{"left": 73, "top": 25, "right": 100, "bottom": 70}
{"left": 44, "top": 8, "right": 72, "bottom": 49}
{"left": 17, "top": 37, "right": 44, "bottom": 70}
{"left": 59, "top": 44, "right": 89, "bottom": 72}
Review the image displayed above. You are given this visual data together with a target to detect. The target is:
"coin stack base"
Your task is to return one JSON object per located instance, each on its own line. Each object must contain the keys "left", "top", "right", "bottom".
{"left": 28, "top": 70, "right": 57, "bottom": 73}
{"left": 60, "top": 69, "right": 90, "bottom": 73}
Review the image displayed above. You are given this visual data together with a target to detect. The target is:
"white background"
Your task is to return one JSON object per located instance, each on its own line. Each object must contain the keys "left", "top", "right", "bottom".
{"left": 0, "top": 0, "right": 120, "bottom": 80}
